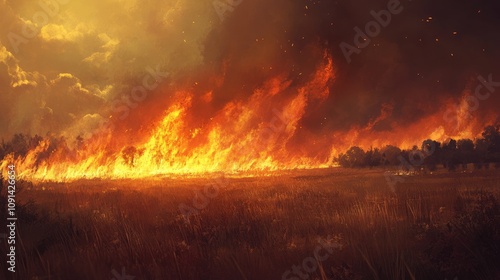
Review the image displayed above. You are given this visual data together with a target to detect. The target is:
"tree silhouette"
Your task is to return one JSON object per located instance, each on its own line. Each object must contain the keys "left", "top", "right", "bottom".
{"left": 421, "top": 139, "right": 441, "bottom": 171}
{"left": 11, "top": 134, "right": 30, "bottom": 157}
{"left": 474, "top": 138, "right": 489, "bottom": 169}
{"left": 457, "top": 139, "right": 474, "bottom": 169}
{"left": 337, "top": 146, "right": 366, "bottom": 168}
{"left": 122, "top": 146, "right": 138, "bottom": 167}
{"left": 442, "top": 139, "right": 458, "bottom": 171}
{"left": 380, "top": 145, "right": 401, "bottom": 166}
{"left": 333, "top": 124, "right": 500, "bottom": 172}
{"left": 482, "top": 125, "right": 500, "bottom": 165}
{"left": 364, "top": 147, "right": 382, "bottom": 167}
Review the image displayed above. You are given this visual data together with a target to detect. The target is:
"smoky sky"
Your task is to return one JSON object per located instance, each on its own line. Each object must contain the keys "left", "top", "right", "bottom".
{"left": 0, "top": 0, "right": 499, "bottom": 141}
{"left": 206, "top": 0, "right": 500, "bottom": 133}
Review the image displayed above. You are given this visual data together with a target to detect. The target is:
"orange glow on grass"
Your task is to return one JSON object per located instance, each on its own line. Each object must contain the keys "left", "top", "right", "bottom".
{"left": 1, "top": 53, "right": 494, "bottom": 182}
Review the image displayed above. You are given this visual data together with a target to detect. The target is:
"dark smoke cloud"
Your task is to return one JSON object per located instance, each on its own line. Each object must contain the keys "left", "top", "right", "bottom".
{"left": 1, "top": 0, "right": 498, "bottom": 142}
{"left": 200, "top": 0, "right": 499, "bottom": 138}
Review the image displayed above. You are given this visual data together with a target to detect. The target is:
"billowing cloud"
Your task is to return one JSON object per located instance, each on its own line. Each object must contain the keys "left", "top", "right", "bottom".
{"left": 0, "top": 0, "right": 220, "bottom": 139}
{"left": 0, "top": 41, "right": 104, "bottom": 137}
{"left": 0, "top": 0, "right": 498, "bottom": 146}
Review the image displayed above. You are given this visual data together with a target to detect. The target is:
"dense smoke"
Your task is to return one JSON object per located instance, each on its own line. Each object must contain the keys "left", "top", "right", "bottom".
{"left": 1, "top": 0, "right": 499, "bottom": 154}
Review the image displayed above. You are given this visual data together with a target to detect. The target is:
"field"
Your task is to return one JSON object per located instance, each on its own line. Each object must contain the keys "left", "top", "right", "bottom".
{"left": 1, "top": 168, "right": 500, "bottom": 280}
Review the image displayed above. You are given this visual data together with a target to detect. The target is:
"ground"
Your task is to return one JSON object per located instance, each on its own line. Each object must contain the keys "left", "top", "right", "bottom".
{"left": 1, "top": 168, "right": 500, "bottom": 280}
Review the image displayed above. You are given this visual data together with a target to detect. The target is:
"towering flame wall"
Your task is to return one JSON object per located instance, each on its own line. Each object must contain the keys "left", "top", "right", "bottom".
{"left": 1, "top": 0, "right": 498, "bottom": 181}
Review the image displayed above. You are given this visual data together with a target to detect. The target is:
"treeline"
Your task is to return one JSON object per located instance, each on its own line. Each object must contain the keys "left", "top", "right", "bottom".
{"left": 2, "top": 125, "right": 500, "bottom": 172}
{"left": 0, "top": 134, "right": 81, "bottom": 161}
{"left": 0, "top": 134, "right": 45, "bottom": 159}
{"left": 334, "top": 125, "right": 500, "bottom": 171}
{"left": 0, "top": 133, "right": 143, "bottom": 167}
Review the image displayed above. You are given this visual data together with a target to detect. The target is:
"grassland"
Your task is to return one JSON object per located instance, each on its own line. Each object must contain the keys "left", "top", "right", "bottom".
{"left": 1, "top": 168, "right": 500, "bottom": 280}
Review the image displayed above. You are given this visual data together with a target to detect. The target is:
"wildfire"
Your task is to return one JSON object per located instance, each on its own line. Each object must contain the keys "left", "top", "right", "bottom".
{"left": 1, "top": 54, "right": 336, "bottom": 181}
{"left": 0, "top": 52, "right": 495, "bottom": 182}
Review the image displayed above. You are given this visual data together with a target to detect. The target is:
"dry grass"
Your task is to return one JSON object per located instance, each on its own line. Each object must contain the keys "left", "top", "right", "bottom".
{"left": 1, "top": 168, "right": 500, "bottom": 280}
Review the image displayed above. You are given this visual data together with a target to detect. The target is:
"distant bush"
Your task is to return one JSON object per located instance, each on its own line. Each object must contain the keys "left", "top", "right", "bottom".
{"left": 336, "top": 146, "right": 367, "bottom": 168}
{"left": 334, "top": 124, "right": 500, "bottom": 170}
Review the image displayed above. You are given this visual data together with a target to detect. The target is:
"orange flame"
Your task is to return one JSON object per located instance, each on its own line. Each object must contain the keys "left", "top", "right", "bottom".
{"left": 1, "top": 53, "right": 495, "bottom": 182}
{"left": 2, "top": 54, "right": 336, "bottom": 181}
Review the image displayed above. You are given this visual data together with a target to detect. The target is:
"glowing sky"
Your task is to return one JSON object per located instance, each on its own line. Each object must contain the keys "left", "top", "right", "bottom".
{"left": 0, "top": 0, "right": 217, "bottom": 139}
{"left": 1, "top": 0, "right": 499, "bottom": 142}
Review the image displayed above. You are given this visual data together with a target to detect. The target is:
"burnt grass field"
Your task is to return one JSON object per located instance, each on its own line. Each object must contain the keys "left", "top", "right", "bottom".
{"left": 1, "top": 168, "right": 500, "bottom": 280}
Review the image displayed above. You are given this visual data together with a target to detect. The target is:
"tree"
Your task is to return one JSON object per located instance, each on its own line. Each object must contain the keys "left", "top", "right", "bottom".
{"left": 473, "top": 138, "right": 488, "bottom": 169}
{"left": 482, "top": 125, "right": 500, "bottom": 165}
{"left": 421, "top": 139, "right": 441, "bottom": 171}
{"left": 29, "top": 134, "right": 43, "bottom": 150}
{"left": 122, "top": 146, "right": 138, "bottom": 167}
{"left": 442, "top": 139, "right": 458, "bottom": 171}
{"left": 380, "top": 145, "right": 401, "bottom": 166}
{"left": 364, "top": 147, "right": 382, "bottom": 167}
{"left": 337, "top": 146, "right": 366, "bottom": 168}
{"left": 457, "top": 139, "right": 474, "bottom": 169}
{"left": 457, "top": 139, "right": 474, "bottom": 152}
{"left": 11, "top": 134, "right": 29, "bottom": 157}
